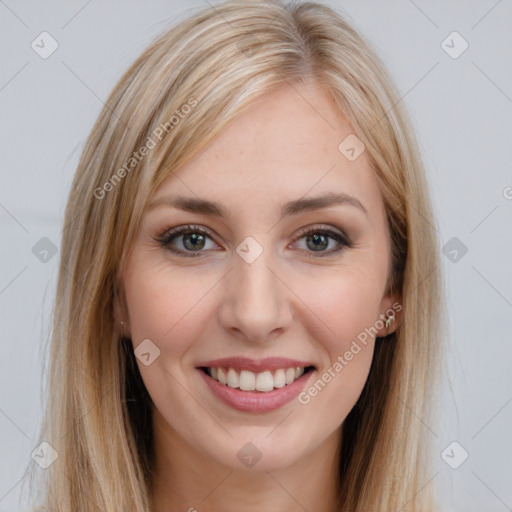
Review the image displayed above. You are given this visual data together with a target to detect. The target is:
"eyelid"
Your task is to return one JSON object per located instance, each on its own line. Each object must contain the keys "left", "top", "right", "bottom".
{"left": 291, "top": 223, "right": 351, "bottom": 244}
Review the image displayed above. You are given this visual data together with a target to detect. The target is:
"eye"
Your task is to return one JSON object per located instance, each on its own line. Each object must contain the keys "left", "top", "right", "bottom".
{"left": 154, "top": 224, "right": 352, "bottom": 258}
{"left": 155, "top": 224, "right": 218, "bottom": 257}
{"left": 291, "top": 225, "right": 352, "bottom": 257}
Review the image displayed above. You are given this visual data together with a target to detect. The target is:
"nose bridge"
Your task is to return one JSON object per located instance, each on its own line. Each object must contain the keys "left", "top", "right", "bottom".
{"left": 219, "top": 237, "right": 292, "bottom": 341}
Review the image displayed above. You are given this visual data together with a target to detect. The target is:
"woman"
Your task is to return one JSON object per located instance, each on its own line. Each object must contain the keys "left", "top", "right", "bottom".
{"left": 28, "top": 0, "right": 446, "bottom": 510}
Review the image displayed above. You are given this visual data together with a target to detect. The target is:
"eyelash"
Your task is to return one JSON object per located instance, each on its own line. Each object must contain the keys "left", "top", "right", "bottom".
{"left": 154, "top": 224, "right": 353, "bottom": 258}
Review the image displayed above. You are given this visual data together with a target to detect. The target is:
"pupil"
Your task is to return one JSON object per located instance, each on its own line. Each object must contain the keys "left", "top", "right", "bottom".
{"left": 308, "top": 234, "right": 327, "bottom": 251}
{"left": 184, "top": 233, "right": 205, "bottom": 250}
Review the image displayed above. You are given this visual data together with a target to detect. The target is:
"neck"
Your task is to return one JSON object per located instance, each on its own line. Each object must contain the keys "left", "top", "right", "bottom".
{"left": 151, "top": 410, "right": 342, "bottom": 512}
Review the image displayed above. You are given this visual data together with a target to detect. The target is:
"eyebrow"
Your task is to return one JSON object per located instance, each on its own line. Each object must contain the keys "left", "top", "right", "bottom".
{"left": 147, "top": 192, "right": 368, "bottom": 219}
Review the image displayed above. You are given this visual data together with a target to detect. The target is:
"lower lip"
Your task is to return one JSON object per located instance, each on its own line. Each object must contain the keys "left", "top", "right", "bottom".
{"left": 198, "top": 368, "right": 314, "bottom": 413}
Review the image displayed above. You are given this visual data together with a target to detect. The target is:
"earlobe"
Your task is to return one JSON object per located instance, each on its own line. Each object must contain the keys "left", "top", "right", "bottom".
{"left": 377, "top": 293, "right": 403, "bottom": 338}
{"left": 113, "top": 285, "right": 130, "bottom": 338}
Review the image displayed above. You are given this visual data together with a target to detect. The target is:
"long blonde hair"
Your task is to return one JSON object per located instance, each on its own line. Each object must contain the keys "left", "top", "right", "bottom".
{"left": 27, "top": 1, "right": 446, "bottom": 510}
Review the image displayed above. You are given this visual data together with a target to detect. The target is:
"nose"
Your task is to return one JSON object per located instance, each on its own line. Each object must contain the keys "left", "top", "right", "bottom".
{"left": 217, "top": 244, "right": 293, "bottom": 344}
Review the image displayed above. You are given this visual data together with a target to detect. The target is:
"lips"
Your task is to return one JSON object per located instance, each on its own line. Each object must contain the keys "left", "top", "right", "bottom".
{"left": 195, "top": 356, "right": 316, "bottom": 411}
{"left": 197, "top": 361, "right": 316, "bottom": 412}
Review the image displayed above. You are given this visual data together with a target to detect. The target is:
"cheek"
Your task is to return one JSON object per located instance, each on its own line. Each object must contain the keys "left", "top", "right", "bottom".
{"left": 291, "top": 268, "right": 383, "bottom": 406}
{"left": 124, "top": 262, "right": 210, "bottom": 351}
{"left": 299, "top": 279, "right": 378, "bottom": 412}
{"left": 294, "top": 268, "right": 383, "bottom": 347}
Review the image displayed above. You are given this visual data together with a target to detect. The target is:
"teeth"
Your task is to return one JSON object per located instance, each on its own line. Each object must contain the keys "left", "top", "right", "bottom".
{"left": 217, "top": 367, "right": 227, "bottom": 385}
{"left": 286, "top": 368, "right": 296, "bottom": 384}
{"left": 239, "top": 370, "right": 255, "bottom": 391}
{"left": 207, "top": 366, "right": 307, "bottom": 392}
{"left": 227, "top": 368, "right": 239, "bottom": 388}
{"left": 255, "top": 371, "right": 273, "bottom": 392}
{"left": 273, "top": 368, "right": 286, "bottom": 388}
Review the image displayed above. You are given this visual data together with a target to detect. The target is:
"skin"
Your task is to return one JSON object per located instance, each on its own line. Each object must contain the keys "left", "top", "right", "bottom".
{"left": 117, "top": 78, "right": 401, "bottom": 512}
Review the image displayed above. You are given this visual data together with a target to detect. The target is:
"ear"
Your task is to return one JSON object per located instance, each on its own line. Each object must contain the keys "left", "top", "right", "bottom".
{"left": 376, "top": 292, "right": 403, "bottom": 338}
{"left": 113, "top": 282, "right": 130, "bottom": 338}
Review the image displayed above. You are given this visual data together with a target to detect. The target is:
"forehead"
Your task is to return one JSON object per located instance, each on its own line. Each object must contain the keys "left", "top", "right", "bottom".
{"left": 152, "top": 82, "right": 384, "bottom": 221}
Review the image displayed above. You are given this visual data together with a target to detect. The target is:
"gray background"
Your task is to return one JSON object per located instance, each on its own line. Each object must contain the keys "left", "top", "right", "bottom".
{"left": 1, "top": 0, "right": 511, "bottom": 510}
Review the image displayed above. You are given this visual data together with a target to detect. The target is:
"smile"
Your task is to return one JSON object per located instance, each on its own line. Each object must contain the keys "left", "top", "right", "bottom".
{"left": 196, "top": 357, "right": 316, "bottom": 413}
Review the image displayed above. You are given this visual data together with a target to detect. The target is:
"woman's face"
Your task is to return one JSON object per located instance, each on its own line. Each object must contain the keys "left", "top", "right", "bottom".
{"left": 120, "top": 80, "right": 400, "bottom": 472}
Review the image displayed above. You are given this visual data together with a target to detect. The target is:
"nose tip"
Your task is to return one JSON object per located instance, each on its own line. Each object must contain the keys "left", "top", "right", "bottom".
{"left": 218, "top": 248, "right": 293, "bottom": 343}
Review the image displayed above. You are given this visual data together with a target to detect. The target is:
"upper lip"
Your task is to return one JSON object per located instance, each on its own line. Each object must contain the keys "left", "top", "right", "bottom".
{"left": 197, "top": 357, "right": 316, "bottom": 373}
